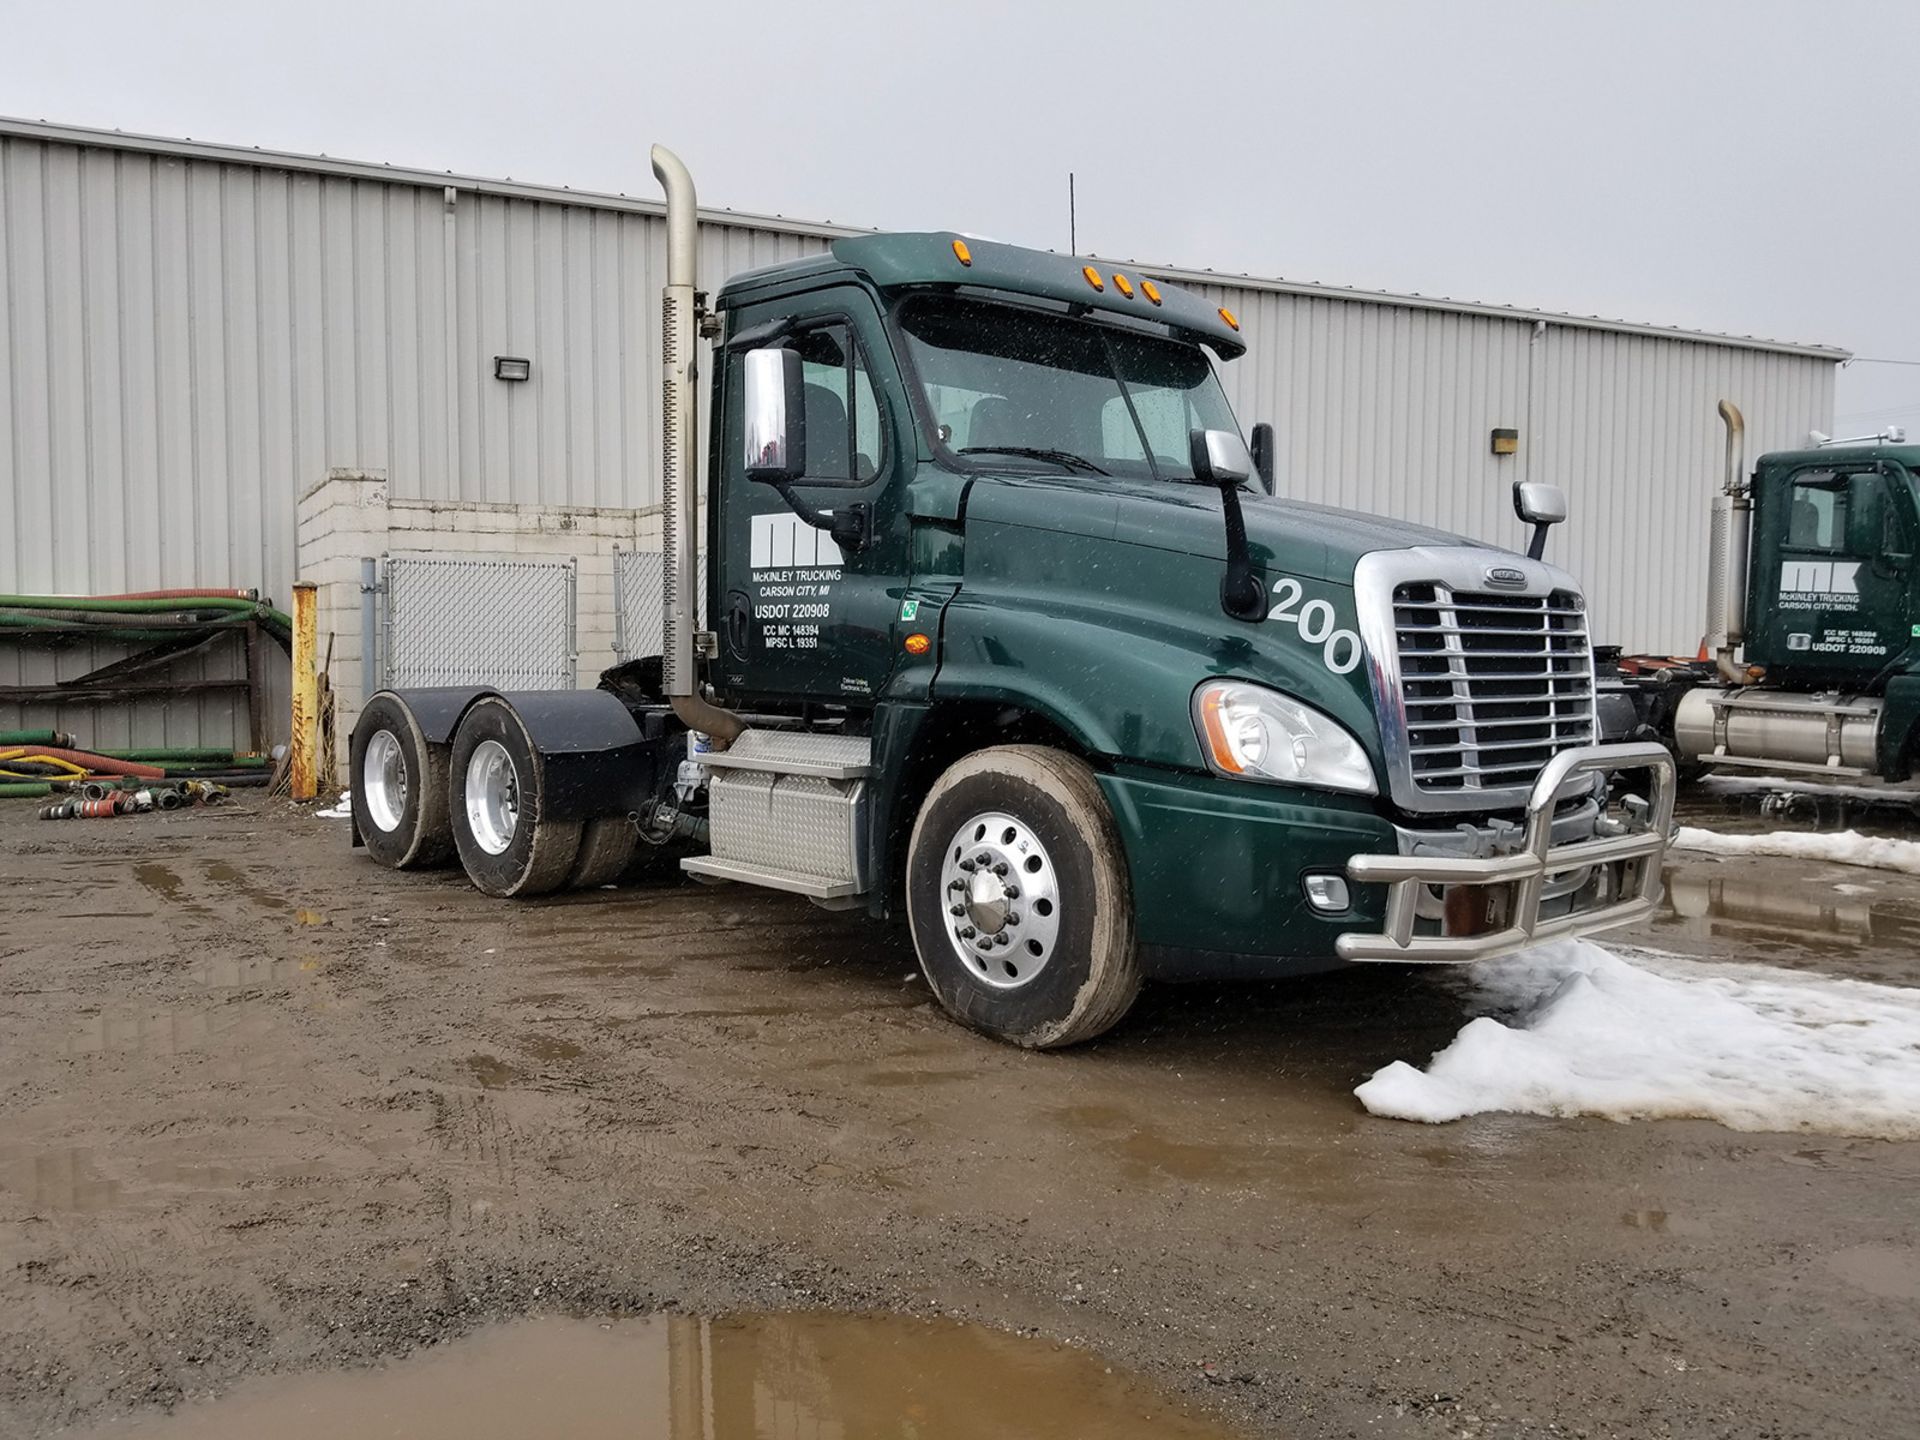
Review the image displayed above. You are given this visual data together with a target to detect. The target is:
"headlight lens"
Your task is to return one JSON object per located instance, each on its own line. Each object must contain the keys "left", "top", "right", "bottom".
{"left": 1192, "top": 681, "right": 1377, "bottom": 795}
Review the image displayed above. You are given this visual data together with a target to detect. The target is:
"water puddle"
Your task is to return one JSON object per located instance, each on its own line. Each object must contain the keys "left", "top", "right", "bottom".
{"left": 203, "top": 860, "right": 290, "bottom": 915}
{"left": 133, "top": 862, "right": 210, "bottom": 915}
{"left": 466, "top": 1054, "right": 527, "bottom": 1088}
{"left": 1055, "top": 1104, "right": 1252, "bottom": 1186}
{"left": 1654, "top": 860, "right": 1920, "bottom": 982}
{"left": 518, "top": 1033, "right": 583, "bottom": 1063}
{"left": 71, "top": 1311, "right": 1248, "bottom": 1439}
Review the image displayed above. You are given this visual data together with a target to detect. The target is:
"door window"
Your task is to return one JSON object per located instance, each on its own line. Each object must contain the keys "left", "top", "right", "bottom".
{"left": 786, "top": 323, "right": 883, "bottom": 485}
{"left": 1786, "top": 472, "right": 1850, "bottom": 551}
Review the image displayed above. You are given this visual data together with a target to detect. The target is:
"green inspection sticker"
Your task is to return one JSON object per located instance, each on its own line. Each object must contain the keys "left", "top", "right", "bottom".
{"left": 899, "top": 598, "right": 920, "bottom": 622}
{"left": 1911, "top": 623, "right": 1920, "bottom": 637}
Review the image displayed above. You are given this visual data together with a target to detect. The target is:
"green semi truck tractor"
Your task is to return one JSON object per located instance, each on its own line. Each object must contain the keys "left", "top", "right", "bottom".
{"left": 347, "top": 145, "right": 1675, "bottom": 1048}
{"left": 1607, "top": 401, "right": 1920, "bottom": 785}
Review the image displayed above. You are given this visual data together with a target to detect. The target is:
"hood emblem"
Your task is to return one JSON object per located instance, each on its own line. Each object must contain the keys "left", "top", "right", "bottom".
{"left": 1485, "top": 565, "right": 1528, "bottom": 590}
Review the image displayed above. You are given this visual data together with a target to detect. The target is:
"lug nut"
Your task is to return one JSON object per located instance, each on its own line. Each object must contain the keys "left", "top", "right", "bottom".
{"left": 1003, "top": 885, "right": 1019, "bottom": 899}
{"left": 949, "top": 904, "right": 965, "bottom": 917}
{"left": 993, "top": 861, "right": 1009, "bottom": 876}
{"left": 996, "top": 933, "right": 1012, "bottom": 947}
{"left": 976, "top": 852, "right": 991, "bottom": 866}
{"left": 1005, "top": 912, "right": 1020, "bottom": 926}
{"left": 960, "top": 926, "right": 976, "bottom": 938}
{"left": 959, "top": 859, "right": 976, "bottom": 873}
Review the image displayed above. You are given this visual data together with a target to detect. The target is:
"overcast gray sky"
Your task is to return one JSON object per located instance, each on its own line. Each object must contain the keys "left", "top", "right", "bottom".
{"left": 5, "top": 0, "right": 1917, "bottom": 437}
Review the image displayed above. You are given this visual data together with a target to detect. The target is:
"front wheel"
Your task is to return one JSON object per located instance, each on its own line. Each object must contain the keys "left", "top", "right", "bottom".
{"left": 448, "top": 697, "right": 582, "bottom": 898}
{"left": 906, "top": 745, "right": 1141, "bottom": 1049}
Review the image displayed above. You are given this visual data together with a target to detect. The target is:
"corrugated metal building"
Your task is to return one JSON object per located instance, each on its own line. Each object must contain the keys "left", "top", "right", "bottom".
{"left": 0, "top": 117, "right": 1844, "bottom": 747}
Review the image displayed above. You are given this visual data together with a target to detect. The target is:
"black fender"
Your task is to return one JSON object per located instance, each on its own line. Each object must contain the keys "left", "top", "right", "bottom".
{"left": 360, "top": 687, "right": 660, "bottom": 822}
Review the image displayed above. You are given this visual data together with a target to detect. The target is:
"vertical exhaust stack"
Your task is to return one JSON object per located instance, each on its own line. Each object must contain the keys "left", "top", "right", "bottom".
{"left": 650, "top": 145, "right": 744, "bottom": 744}
{"left": 1704, "top": 400, "right": 1752, "bottom": 684}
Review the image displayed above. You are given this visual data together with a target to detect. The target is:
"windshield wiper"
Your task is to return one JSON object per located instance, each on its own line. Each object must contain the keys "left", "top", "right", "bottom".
{"left": 959, "top": 445, "right": 1110, "bottom": 477}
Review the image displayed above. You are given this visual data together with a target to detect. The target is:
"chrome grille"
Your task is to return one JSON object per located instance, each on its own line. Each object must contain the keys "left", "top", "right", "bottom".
{"left": 1392, "top": 582, "right": 1595, "bottom": 797}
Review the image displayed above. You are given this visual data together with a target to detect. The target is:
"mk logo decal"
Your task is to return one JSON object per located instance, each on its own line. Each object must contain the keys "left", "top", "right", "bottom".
{"left": 1779, "top": 560, "right": 1860, "bottom": 595}
{"left": 750, "top": 512, "right": 844, "bottom": 570}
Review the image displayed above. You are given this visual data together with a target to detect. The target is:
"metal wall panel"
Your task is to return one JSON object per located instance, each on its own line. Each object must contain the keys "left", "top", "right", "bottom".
{"left": 1, "top": 122, "right": 1837, "bottom": 748}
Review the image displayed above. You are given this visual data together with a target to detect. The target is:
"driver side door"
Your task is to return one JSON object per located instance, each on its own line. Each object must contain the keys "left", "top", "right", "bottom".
{"left": 713, "top": 287, "right": 910, "bottom": 708}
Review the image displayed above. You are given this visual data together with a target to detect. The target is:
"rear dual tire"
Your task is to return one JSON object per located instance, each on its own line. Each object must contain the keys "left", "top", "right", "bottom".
{"left": 351, "top": 694, "right": 453, "bottom": 870}
{"left": 448, "top": 697, "right": 583, "bottom": 898}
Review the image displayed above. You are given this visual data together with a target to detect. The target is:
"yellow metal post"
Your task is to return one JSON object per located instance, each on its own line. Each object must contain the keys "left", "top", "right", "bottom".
{"left": 290, "top": 581, "right": 319, "bottom": 801}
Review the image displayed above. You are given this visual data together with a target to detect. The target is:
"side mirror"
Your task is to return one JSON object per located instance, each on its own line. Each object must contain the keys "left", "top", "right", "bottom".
{"left": 743, "top": 347, "right": 807, "bottom": 482}
{"left": 1190, "top": 428, "right": 1267, "bottom": 622}
{"left": 1512, "top": 480, "right": 1568, "bottom": 561}
{"left": 1846, "top": 469, "right": 1888, "bottom": 556}
{"left": 1512, "top": 480, "right": 1568, "bottom": 527}
{"left": 1189, "top": 428, "right": 1254, "bottom": 488}
{"left": 1249, "top": 422, "right": 1276, "bottom": 494}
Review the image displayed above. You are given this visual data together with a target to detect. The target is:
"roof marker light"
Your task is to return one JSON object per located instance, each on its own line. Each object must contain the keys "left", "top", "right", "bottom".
{"left": 952, "top": 238, "right": 972, "bottom": 266}
{"left": 1112, "top": 273, "right": 1134, "bottom": 299}
{"left": 1218, "top": 306, "right": 1240, "bottom": 331}
{"left": 1081, "top": 265, "right": 1105, "bottom": 292}
{"left": 1140, "top": 280, "right": 1163, "bottom": 306}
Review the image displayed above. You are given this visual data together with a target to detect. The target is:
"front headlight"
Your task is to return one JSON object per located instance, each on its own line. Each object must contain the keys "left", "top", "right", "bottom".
{"left": 1192, "top": 680, "right": 1377, "bottom": 795}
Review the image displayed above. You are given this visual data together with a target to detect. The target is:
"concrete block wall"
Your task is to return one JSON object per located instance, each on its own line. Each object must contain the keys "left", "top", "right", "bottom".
{"left": 295, "top": 468, "right": 668, "bottom": 773}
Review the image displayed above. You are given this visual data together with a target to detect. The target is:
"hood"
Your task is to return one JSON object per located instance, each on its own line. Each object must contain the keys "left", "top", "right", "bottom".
{"left": 964, "top": 473, "right": 1487, "bottom": 583}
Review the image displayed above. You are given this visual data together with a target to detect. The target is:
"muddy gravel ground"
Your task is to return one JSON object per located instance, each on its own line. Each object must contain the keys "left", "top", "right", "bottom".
{"left": 3, "top": 793, "right": 1918, "bottom": 1439}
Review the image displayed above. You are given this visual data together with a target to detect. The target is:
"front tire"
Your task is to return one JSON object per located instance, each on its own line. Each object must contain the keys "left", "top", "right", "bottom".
{"left": 448, "top": 697, "right": 582, "bottom": 898}
{"left": 906, "top": 745, "right": 1141, "bottom": 1048}
{"left": 351, "top": 694, "right": 452, "bottom": 869}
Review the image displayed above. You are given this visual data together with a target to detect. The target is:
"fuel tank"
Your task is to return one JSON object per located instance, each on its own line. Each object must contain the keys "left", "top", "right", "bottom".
{"left": 1673, "top": 685, "right": 1882, "bottom": 773}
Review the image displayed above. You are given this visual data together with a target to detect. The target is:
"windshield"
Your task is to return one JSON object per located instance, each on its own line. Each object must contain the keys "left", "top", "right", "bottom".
{"left": 897, "top": 296, "right": 1243, "bottom": 483}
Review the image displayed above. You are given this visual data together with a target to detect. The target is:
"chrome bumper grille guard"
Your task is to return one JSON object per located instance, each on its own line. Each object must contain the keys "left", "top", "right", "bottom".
{"left": 1335, "top": 742, "right": 1676, "bottom": 964}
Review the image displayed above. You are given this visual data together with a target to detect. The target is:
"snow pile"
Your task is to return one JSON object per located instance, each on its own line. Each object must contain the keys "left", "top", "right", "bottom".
{"left": 1672, "top": 825, "right": 1920, "bottom": 876}
{"left": 1356, "top": 940, "right": 1920, "bottom": 1139}
{"left": 314, "top": 791, "right": 352, "bottom": 819}
{"left": 1697, "top": 773, "right": 1915, "bottom": 804}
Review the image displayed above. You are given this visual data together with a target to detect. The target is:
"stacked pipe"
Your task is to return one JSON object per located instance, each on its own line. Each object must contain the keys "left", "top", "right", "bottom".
{"left": 39, "top": 779, "right": 232, "bottom": 819}
{"left": 0, "top": 590, "right": 293, "bottom": 647}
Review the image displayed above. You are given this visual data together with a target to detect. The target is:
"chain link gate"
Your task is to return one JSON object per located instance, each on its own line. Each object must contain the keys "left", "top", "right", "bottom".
{"left": 382, "top": 556, "right": 578, "bottom": 689}
{"left": 612, "top": 549, "right": 707, "bottom": 662}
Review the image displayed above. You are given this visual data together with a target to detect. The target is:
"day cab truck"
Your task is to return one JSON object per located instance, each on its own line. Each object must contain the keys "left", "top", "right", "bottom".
{"left": 1608, "top": 402, "right": 1920, "bottom": 786}
{"left": 347, "top": 145, "right": 1675, "bottom": 1048}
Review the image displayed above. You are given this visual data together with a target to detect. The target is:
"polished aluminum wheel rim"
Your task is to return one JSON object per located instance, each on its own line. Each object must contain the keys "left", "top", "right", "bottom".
{"left": 363, "top": 728, "right": 408, "bottom": 833}
{"left": 937, "top": 810, "right": 1061, "bottom": 991}
{"left": 465, "top": 739, "right": 519, "bottom": 856}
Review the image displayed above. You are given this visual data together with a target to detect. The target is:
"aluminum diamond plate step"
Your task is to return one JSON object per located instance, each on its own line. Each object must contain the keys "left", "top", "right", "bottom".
{"left": 702, "top": 729, "right": 872, "bottom": 779}
{"left": 680, "top": 854, "right": 864, "bottom": 900}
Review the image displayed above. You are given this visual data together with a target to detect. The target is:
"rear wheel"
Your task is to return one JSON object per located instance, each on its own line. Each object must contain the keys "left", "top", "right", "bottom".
{"left": 906, "top": 745, "right": 1141, "bottom": 1048}
{"left": 568, "top": 816, "right": 638, "bottom": 889}
{"left": 449, "top": 697, "right": 582, "bottom": 898}
{"left": 350, "top": 694, "right": 452, "bottom": 869}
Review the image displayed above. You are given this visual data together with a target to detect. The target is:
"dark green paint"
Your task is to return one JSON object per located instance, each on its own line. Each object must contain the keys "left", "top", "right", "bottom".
{"left": 705, "top": 239, "right": 1516, "bottom": 965}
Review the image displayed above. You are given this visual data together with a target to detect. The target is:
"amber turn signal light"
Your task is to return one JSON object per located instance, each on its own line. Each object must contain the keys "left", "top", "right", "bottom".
{"left": 952, "top": 238, "right": 972, "bottom": 267}
{"left": 1081, "top": 265, "right": 1104, "bottom": 292}
{"left": 1140, "top": 280, "right": 1162, "bottom": 305}
{"left": 903, "top": 633, "right": 932, "bottom": 656}
{"left": 1112, "top": 273, "right": 1134, "bottom": 299}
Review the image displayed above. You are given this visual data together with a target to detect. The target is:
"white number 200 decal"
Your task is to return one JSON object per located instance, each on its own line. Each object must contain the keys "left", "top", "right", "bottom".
{"left": 1267, "top": 577, "right": 1363, "bottom": 675}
